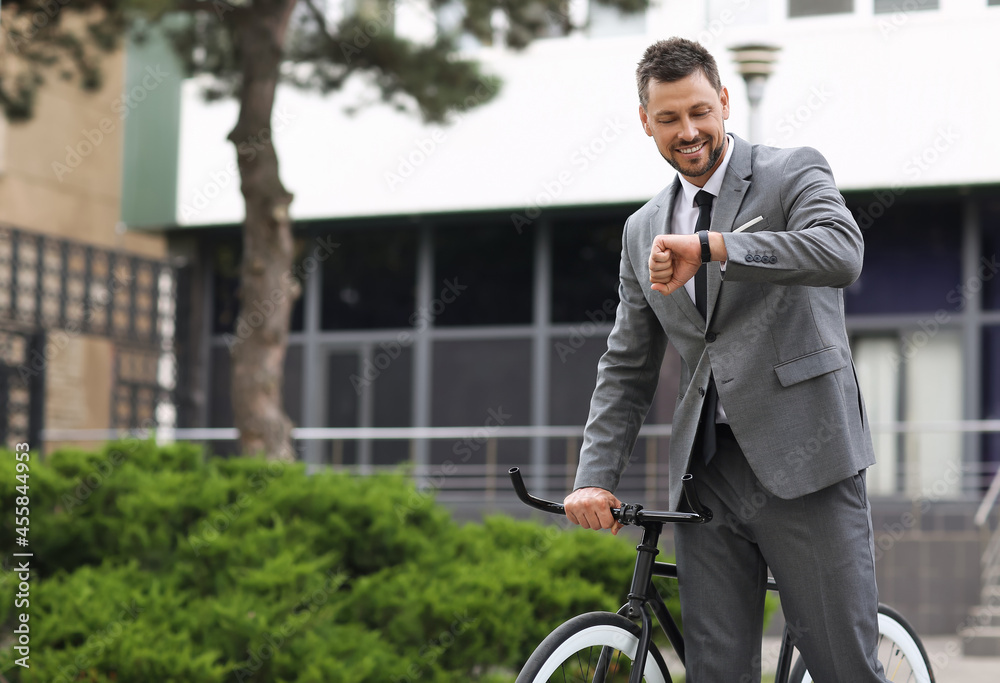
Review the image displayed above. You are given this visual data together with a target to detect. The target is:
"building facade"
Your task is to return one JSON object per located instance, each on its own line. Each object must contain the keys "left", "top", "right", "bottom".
{"left": 157, "top": 0, "right": 1000, "bottom": 633}
{"left": 0, "top": 14, "right": 175, "bottom": 452}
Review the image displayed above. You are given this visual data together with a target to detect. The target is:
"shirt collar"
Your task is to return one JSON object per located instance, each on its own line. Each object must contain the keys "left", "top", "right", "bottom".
{"left": 677, "top": 133, "right": 735, "bottom": 207}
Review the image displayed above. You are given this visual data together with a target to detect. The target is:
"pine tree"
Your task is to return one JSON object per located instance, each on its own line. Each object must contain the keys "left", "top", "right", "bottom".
{"left": 0, "top": 0, "right": 647, "bottom": 459}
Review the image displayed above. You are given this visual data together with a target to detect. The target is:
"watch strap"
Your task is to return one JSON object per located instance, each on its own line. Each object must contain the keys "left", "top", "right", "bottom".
{"left": 698, "top": 230, "right": 711, "bottom": 264}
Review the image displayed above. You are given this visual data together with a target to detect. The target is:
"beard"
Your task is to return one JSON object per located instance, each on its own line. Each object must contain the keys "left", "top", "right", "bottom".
{"left": 664, "top": 135, "right": 726, "bottom": 178}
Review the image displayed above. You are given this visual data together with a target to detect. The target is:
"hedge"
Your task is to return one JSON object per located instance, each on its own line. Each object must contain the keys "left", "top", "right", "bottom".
{"left": 0, "top": 440, "right": 774, "bottom": 682}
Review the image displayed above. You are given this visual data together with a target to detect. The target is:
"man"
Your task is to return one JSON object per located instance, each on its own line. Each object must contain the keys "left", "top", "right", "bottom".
{"left": 564, "top": 37, "right": 886, "bottom": 682}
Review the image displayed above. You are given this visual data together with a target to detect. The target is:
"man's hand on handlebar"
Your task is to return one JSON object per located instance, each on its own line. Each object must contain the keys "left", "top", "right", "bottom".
{"left": 564, "top": 487, "right": 625, "bottom": 535}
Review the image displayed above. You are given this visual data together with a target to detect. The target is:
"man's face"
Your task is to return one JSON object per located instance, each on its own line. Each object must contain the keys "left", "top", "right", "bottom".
{"left": 639, "top": 71, "right": 730, "bottom": 187}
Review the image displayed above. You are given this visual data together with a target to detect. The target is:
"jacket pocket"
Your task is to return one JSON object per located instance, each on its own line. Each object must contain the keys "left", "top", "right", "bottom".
{"left": 733, "top": 215, "right": 770, "bottom": 233}
{"left": 773, "top": 346, "right": 847, "bottom": 387}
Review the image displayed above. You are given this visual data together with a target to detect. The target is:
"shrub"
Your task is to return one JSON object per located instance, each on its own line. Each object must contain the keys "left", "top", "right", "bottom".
{"left": 1, "top": 441, "right": 731, "bottom": 682}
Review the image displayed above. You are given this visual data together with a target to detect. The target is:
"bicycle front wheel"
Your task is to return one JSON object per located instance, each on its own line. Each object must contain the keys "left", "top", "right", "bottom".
{"left": 788, "top": 603, "right": 935, "bottom": 683}
{"left": 515, "top": 611, "right": 672, "bottom": 683}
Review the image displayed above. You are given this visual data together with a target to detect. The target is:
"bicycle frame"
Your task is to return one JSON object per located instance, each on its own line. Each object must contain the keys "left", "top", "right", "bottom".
{"left": 509, "top": 467, "right": 798, "bottom": 683}
{"left": 623, "top": 521, "right": 796, "bottom": 683}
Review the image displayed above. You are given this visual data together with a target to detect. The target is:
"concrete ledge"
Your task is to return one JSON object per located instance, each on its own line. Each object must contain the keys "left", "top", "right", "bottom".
{"left": 968, "top": 605, "right": 1000, "bottom": 628}
{"left": 960, "top": 626, "right": 1000, "bottom": 657}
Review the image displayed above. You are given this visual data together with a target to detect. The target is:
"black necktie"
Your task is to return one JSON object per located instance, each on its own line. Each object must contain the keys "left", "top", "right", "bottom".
{"left": 693, "top": 190, "right": 719, "bottom": 464}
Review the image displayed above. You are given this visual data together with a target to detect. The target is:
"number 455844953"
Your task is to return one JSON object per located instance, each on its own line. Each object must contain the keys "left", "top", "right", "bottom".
{"left": 14, "top": 443, "right": 29, "bottom": 546}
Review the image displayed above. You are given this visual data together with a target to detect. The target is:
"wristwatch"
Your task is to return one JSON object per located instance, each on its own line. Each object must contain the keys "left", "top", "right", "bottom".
{"left": 697, "top": 230, "right": 712, "bottom": 264}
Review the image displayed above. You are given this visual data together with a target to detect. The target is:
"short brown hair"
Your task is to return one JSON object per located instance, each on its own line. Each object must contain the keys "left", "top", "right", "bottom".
{"left": 636, "top": 38, "right": 722, "bottom": 108}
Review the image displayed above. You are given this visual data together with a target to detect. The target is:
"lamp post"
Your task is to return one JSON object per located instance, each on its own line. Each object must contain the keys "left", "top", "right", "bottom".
{"left": 728, "top": 44, "right": 781, "bottom": 144}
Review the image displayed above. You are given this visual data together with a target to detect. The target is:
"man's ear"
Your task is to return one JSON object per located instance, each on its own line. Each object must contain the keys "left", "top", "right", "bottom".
{"left": 639, "top": 104, "right": 652, "bottom": 137}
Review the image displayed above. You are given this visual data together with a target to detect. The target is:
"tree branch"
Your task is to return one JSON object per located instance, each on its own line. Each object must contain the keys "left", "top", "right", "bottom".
{"left": 299, "top": 0, "right": 341, "bottom": 50}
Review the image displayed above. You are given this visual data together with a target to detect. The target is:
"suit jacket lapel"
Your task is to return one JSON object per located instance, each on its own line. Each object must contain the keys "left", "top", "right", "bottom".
{"left": 707, "top": 135, "right": 752, "bottom": 326}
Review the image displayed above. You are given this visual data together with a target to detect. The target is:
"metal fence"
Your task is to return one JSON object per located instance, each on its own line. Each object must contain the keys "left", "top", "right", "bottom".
{"left": 41, "top": 420, "right": 1000, "bottom": 510}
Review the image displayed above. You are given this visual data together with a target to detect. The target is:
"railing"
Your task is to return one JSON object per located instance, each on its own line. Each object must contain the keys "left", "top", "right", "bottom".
{"left": 974, "top": 467, "right": 1000, "bottom": 609}
{"left": 41, "top": 420, "right": 1000, "bottom": 508}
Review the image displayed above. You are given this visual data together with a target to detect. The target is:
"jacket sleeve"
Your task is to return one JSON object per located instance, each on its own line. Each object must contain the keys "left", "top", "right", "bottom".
{"left": 573, "top": 217, "right": 668, "bottom": 493}
{"left": 722, "top": 146, "right": 862, "bottom": 288}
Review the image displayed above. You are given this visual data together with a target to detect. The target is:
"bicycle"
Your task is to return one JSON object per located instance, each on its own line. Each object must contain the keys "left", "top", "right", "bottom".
{"left": 508, "top": 467, "right": 935, "bottom": 683}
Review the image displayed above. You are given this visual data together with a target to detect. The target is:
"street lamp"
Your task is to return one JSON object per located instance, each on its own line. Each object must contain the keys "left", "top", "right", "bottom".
{"left": 728, "top": 44, "right": 781, "bottom": 144}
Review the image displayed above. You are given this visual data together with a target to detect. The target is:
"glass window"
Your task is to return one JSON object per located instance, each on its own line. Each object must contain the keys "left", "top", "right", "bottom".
{"left": 431, "top": 339, "right": 531, "bottom": 426}
{"left": 981, "top": 327, "right": 1000, "bottom": 487}
{"left": 434, "top": 224, "right": 533, "bottom": 326}
{"left": 874, "top": 0, "right": 937, "bottom": 12}
{"left": 588, "top": 0, "right": 646, "bottom": 38}
{"left": 325, "top": 351, "right": 359, "bottom": 466}
{"left": 548, "top": 334, "right": 606, "bottom": 425}
{"left": 324, "top": 345, "right": 412, "bottom": 467}
{"left": 320, "top": 227, "right": 417, "bottom": 330}
{"left": 852, "top": 335, "right": 901, "bottom": 495}
{"left": 980, "top": 199, "right": 1000, "bottom": 310}
{"left": 551, "top": 221, "right": 622, "bottom": 323}
{"left": 902, "top": 329, "right": 962, "bottom": 497}
{"left": 845, "top": 200, "right": 962, "bottom": 315}
{"left": 788, "top": 0, "right": 853, "bottom": 17}
{"left": 429, "top": 339, "right": 531, "bottom": 471}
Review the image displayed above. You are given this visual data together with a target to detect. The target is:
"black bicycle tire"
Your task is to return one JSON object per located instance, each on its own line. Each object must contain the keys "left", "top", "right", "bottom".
{"left": 515, "top": 611, "right": 672, "bottom": 683}
{"left": 787, "top": 603, "right": 935, "bottom": 683}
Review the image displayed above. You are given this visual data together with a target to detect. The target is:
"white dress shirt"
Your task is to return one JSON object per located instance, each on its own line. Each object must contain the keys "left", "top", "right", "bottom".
{"left": 670, "top": 133, "right": 735, "bottom": 303}
{"left": 668, "top": 133, "right": 735, "bottom": 423}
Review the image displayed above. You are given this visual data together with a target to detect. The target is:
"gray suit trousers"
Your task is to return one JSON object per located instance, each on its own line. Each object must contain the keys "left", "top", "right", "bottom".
{"left": 674, "top": 426, "right": 887, "bottom": 682}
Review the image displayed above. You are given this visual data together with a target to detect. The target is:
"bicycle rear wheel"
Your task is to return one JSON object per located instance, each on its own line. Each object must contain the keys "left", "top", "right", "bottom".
{"left": 788, "top": 603, "right": 934, "bottom": 682}
{"left": 515, "top": 611, "right": 672, "bottom": 683}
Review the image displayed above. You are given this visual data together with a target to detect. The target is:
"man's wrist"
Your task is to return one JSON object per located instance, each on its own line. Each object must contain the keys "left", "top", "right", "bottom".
{"left": 708, "top": 231, "right": 728, "bottom": 262}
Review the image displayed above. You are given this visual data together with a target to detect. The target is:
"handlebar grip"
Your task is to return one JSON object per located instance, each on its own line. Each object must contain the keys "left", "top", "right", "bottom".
{"left": 509, "top": 467, "right": 713, "bottom": 525}
{"left": 508, "top": 467, "right": 566, "bottom": 515}
{"left": 681, "top": 473, "right": 712, "bottom": 521}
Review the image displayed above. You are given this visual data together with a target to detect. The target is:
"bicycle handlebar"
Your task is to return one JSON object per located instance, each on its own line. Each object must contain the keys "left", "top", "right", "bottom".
{"left": 508, "top": 467, "right": 713, "bottom": 525}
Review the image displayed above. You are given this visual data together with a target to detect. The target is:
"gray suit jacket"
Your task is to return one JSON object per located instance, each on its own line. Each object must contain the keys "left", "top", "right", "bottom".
{"left": 574, "top": 134, "right": 876, "bottom": 510}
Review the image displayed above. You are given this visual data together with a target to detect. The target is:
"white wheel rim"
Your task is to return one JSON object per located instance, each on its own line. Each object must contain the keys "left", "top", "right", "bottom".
{"left": 876, "top": 613, "right": 931, "bottom": 683}
{"left": 796, "top": 613, "right": 930, "bottom": 683}
{"left": 533, "top": 624, "right": 667, "bottom": 683}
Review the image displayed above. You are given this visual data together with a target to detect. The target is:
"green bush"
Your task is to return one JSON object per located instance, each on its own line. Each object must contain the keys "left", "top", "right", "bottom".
{"left": 1, "top": 441, "right": 721, "bottom": 682}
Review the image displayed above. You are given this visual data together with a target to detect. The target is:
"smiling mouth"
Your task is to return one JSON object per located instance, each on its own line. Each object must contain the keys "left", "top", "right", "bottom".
{"left": 677, "top": 142, "right": 706, "bottom": 155}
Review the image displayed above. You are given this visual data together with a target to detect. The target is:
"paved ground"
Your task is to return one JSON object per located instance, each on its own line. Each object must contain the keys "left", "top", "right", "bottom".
{"left": 920, "top": 636, "right": 1000, "bottom": 682}
{"left": 659, "top": 634, "right": 999, "bottom": 680}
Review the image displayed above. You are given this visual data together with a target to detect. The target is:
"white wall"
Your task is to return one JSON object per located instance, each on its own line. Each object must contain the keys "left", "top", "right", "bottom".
{"left": 175, "top": 0, "right": 1000, "bottom": 225}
